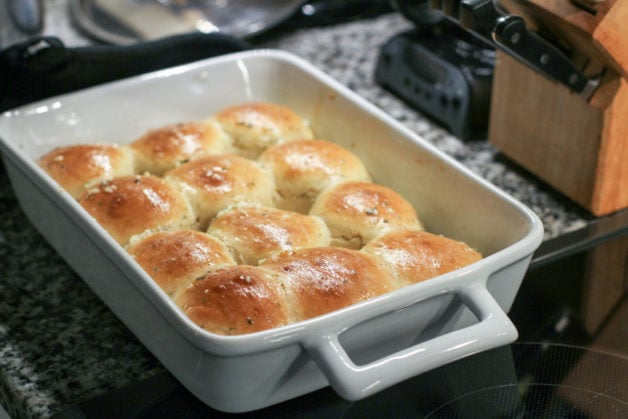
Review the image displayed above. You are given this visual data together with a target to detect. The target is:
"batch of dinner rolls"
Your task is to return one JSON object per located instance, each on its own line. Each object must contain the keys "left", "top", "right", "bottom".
{"left": 39, "top": 102, "right": 482, "bottom": 336}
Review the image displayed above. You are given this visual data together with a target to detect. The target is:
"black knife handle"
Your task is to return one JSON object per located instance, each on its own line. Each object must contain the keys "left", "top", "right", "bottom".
{"left": 493, "top": 15, "right": 588, "bottom": 93}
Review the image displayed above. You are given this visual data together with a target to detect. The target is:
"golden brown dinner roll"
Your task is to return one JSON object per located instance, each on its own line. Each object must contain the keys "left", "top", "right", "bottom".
{"left": 207, "top": 204, "right": 331, "bottom": 265}
{"left": 260, "top": 247, "right": 396, "bottom": 321}
{"left": 78, "top": 175, "right": 195, "bottom": 246}
{"left": 164, "top": 154, "right": 275, "bottom": 230}
{"left": 309, "top": 181, "right": 423, "bottom": 249}
{"left": 258, "top": 139, "right": 372, "bottom": 213}
{"left": 214, "top": 102, "right": 314, "bottom": 158}
{"left": 175, "top": 265, "right": 291, "bottom": 335}
{"left": 130, "top": 120, "right": 230, "bottom": 175}
{"left": 38, "top": 144, "right": 135, "bottom": 198}
{"left": 362, "top": 230, "right": 482, "bottom": 287}
{"left": 127, "top": 230, "right": 236, "bottom": 297}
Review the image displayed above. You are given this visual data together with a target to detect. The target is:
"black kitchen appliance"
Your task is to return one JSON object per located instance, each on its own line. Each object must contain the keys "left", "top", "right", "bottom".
{"left": 375, "top": 21, "right": 495, "bottom": 140}
{"left": 375, "top": 1, "right": 497, "bottom": 140}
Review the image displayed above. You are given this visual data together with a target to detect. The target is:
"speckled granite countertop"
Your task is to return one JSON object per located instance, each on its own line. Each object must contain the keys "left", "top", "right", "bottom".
{"left": 0, "top": 2, "right": 596, "bottom": 418}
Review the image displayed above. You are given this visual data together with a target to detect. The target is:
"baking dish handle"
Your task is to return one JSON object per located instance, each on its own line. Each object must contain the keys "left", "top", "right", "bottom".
{"left": 303, "top": 283, "right": 518, "bottom": 401}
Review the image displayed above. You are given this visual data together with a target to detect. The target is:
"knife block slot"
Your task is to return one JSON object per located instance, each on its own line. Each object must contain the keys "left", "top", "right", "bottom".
{"left": 488, "top": 0, "right": 627, "bottom": 216}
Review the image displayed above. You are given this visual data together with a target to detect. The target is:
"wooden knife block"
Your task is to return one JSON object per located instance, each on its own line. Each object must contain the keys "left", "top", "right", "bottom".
{"left": 489, "top": 0, "right": 627, "bottom": 216}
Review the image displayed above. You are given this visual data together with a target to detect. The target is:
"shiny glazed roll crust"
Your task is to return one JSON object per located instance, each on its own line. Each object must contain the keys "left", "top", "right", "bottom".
{"left": 214, "top": 102, "right": 314, "bottom": 158}
{"left": 175, "top": 265, "right": 291, "bottom": 335}
{"left": 130, "top": 120, "right": 230, "bottom": 175}
{"left": 208, "top": 205, "right": 331, "bottom": 265}
{"left": 38, "top": 144, "right": 135, "bottom": 198}
{"left": 164, "top": 154, "right": 275, "bottom": 229}
{"left": 258, "top": 139, "right": 372, "bottom": 213}
{"left": 39, "top": 101, "right": 486, "bottom": 337}
{"left": 127, "top": 230, "right": 236, "bottom": 297}
{"left": 78, "top": 175, "right": 195, "bottom": 246}
{"left": 309, "top": 181, "right": 423, "bottom": 249}
{"left": 362, "top": 230, "right": 482, "bottom": 286}
{"left": 260, "top": 247, "right": 396, "bottom": 321}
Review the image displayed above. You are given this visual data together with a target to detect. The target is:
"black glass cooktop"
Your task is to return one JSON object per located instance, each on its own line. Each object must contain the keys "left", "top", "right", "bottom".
{"left": 54, "top": 210, "right": 627, "bottom": 419}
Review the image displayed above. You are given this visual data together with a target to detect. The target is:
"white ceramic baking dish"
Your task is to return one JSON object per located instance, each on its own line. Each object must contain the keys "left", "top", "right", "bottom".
{"left": 0, "top": 50, "right": 543, "bottom": 413}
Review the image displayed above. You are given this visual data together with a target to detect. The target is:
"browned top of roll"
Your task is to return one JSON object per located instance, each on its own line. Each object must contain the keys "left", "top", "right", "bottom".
{"left": 362, "top": 230, "right": 482, "bottom": 286}
{"left": 78, "top": 175, "right": 195, "bottom": 245}
{"left": 260, "top": 247, "right": 395, "bottom": 321}
{"left": 127, "top": 230, "right": 236, "bottom": 297}
{"left": 164, "top": 154, "right": 275, "bottom": 229}
{"left": 208, "top": 205, "right": 331, "bottom": 265}
{"left": 309, "top": 181, "right": 423, "bottom": 249}
{"left": 174, "top": 265, "right": 291, "bottom": 335}
{"left": 130, "top": 121, "right": 230, "bottom": 175}
{"left": 38, "top": 144, "right": 135, "bottom": 198}
{"left": 214, "top": 102, "right": 314, "bottom": 158}
{"left": 258, "top": 139, "right": 371, "bottom": 213}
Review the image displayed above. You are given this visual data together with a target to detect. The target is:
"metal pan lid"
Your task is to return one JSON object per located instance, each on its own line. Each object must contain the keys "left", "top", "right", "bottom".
{"left": 70, "top": 0, "right": 303, "bottom": 45}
